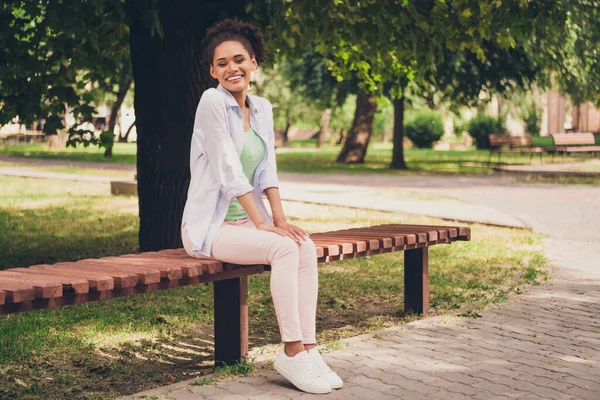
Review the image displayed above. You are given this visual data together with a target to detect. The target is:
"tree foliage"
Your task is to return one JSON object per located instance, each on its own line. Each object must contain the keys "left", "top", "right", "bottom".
{"left": 0, "top": 0, "right": 130, "bottom": 153}
{"left": 531, "top": 0, "right": 600, "bottom": 106}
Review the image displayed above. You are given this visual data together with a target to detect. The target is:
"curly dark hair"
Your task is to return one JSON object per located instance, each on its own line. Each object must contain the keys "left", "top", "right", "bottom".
{"left": 202, "top": 19, "right": 267, "bottom": 67}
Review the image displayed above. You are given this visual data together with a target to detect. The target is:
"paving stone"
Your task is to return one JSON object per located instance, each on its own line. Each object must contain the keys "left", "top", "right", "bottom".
{"left": 165, "top": 389, "right": 207, "bottom": 400}
{"left": 188, "top": 384, "right": 229, "bottom": 396}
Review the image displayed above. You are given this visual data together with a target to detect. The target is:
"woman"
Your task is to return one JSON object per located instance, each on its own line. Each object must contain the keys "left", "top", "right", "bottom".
{"left": 181, "top": 19, "right": 343, "bottom": 395}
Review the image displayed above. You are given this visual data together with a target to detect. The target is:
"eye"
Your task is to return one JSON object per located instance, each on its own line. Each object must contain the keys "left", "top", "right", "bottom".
{"left": 217, "top": 63, "right": 226, "bottom": 67}
{"left": 235, "top": 58, "right": 245, "bottom": 63}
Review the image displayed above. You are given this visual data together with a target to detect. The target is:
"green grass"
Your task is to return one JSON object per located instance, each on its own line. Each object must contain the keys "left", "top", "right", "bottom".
{"left": 2, "top": 141, "right": 594, "bottom": 176}
{"left": 0, "top": 176, "right": 550, "bottom": 399}
{"left": 0, "top": 143, "right": 136, "bottom": 165}
{"left": 0, "top": 161, "right": 134, "bottom": 179}
{"left": 277, "top": 143, "right": 594, "bottom": 175}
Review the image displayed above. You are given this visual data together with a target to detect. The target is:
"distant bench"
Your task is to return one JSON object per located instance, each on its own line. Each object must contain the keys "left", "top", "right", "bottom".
{"left": 488, "top": 134, "right": 545, "bottom": 164}
{"left": 0, "top": 132, "right": 45, "bottom": 145}
{"left": 489, "top": 132, "right": 600, "bottom": 164}
{"left": 549, "top": 133, "right": 600, "bottom": 161}
{"left": 0, "top": 223, "right": 470, "bottom": 365}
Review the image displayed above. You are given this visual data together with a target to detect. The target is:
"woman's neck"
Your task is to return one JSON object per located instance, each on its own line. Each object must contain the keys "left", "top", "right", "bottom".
{"left": 231, "top": 89, "right": 248, "bottom": 110}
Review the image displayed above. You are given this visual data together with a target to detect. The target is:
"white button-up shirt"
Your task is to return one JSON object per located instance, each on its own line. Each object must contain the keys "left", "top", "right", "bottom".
{"left": 182, "top": 84, "right": 279, "bottom": 256}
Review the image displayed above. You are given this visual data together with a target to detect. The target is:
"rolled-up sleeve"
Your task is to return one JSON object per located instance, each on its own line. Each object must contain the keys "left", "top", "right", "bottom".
{"left": 257, "top": 98, "right": 279, "bottom": 194}
{"left": 196, "top": 89, "right": 253, "bottom": 201}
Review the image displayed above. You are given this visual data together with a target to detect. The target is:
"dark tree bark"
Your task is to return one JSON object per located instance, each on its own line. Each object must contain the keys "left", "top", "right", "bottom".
{"left": 281, "top": 106, "right": 291, "bottom": 147}
{"left": 390, "top": 94, "right": 408, "bottom": 170}
{"left": 104, "top": 61, "right": 133, "bottom": 157}
{"left": 128, "top": 0, "right": 248, "bottom": 251}
{"left": 119, "top": 120, "right": 136, "bottom": 143}
{"left": 316, "top": 107, "right": 332, "bottom": 148}
{"left": 336, "top": 94, "right": 377, "bottom": 163}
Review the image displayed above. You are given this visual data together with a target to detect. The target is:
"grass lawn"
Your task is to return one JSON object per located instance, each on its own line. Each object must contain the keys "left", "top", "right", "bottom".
{"left": 0, "top": 176, "right": 550, "bottom": 399}
{"left": 0, "top": 143, "right": 136, "bottom": 165}
{"left": 2, "top": 141, "right": 595, "bottom": 177}
{"left": 0, "top": 161, "right": 134, "bottom": 179}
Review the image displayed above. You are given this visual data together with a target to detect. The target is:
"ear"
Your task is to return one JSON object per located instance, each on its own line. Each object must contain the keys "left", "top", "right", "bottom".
{"left": 251, "top": 56, "right": 257, "bottom": 71}
{"left": 210, "top": 64, "right": 217, "bottom": 79}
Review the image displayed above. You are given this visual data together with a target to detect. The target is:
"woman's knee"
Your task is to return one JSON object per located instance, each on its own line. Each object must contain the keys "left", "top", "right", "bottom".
{"left": 271, "top": 236, "right": 299, "bottom": 261}
{"left": 299, "top": 237, "right": 317, "bottom": 258}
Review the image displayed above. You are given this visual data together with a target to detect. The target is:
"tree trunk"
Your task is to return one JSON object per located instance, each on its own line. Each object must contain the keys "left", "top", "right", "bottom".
{"left": 128, "top": 0, "right": 248, "bottom": 251}
{"left": 104, "top": 63, "right": 132, "bottom": 157}
{"left": 572, "top": 103, "right": 580, "bottom": 132}
{"left": 316, "top": 107, "right": 332, "bottom": 148}
{"left": 281, "top": 106, "right": 291, "bottom": 146}
{"left": 120, "top": 120, "right": 136, "bottom": 143}
{"left": 336, "top": 94, "right": 377, "bottom": 163}
{"left": 390, "top": 95, "right": 408, "bottom": 170}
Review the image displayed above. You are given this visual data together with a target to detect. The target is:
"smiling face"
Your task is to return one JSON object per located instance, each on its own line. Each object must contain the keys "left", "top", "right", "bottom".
{"left": 210, "top": 40, "right": 257, "bottom": 95}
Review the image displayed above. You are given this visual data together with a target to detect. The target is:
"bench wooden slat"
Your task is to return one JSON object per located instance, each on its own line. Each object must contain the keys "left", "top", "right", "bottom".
{"left": 0, "top": 275, "right": 62, "bottom": 299}
{"left": 354, "top": 227, "right": 418, "bottom": 245}
{"left": 387, "top": 224, "right": 469, "bottom": 240}
{"left": 25, "top": 265, "right": 115, "bottom": 291}
{"left": 2, "top": 269, "right": 90, "bottom": 294}
{"left": 311, "top": 239, "right": 354, "bottom": 255}
{"left": 375, "top": 224, "right": 456, "bottom": 243}
{"left": 551, "top": 133, "right": 595, "bottom": 145}
{"left": 366, "top": 225, "right": 435, "bottom": 243}
{"left": 95, "top": 257, "right": 183, "bottom": 280}
{"left": 74, "top": 261, "right": 155, "bottom": 284}
{"left": 332, "top": 231, "right": 395, "bottom": 248}
{"left": 313, "top": 232, "right": 381, "bottom": 250}
{"left": 42, "top": 263, "right": 136, "bottom": 288}
{"left": 118, "top": 255, "right": 204, "bottom": 278}
{"left": 359, "top": 226, "right": 427, "bottom": 244}
{"left": 0, "top": 283, "right": 35, "bottom": 303}
{"left": 311, "top": 234, "right": 368, "bottom": 252}
{"left": 308, "top": 239, "right": 342, "bottom": 257}
{"left": 118, "top": 250, "right": 225, "bottom": 276}
{"left": 561, "top": 145, "right": 600, "bottom": 152}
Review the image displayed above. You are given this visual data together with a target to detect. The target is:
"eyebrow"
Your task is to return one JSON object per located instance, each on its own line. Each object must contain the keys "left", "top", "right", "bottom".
{"left": 215, "top": 54, "right": 245, "bottom": 62}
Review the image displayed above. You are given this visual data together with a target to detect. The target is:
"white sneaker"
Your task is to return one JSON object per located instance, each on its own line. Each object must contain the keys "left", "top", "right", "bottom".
{"left": 274, "top": 350, "right": 332, "bottom": 394}
{"left": 308, "top": 348, "right": 344, "bottom": 389}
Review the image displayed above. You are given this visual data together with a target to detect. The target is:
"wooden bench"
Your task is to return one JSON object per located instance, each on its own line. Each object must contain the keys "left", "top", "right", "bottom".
{"left": 549, "top": 133, "right": 600, "bottom": 161}
{"left": 488, "top": 134, "right": 545, "bottom": 165}
{"left": 0, "top": 223, "right": 470, "bottom": 365}
{"left": 0, "top": 132, "right": 45, "bottom": 145}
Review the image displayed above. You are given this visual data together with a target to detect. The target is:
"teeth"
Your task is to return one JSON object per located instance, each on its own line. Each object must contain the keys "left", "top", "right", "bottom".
{"left": 227, "top": 75, "right": 243, "bottom": 82}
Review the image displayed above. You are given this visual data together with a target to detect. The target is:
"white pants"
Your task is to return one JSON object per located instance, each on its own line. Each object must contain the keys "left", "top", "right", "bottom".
{"left": 182, "top": 219, "right": 319, "bottom": 344}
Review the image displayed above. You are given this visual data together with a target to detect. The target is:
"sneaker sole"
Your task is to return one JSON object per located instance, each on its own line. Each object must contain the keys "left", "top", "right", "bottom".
{"left": 274, "top": 361, "right": 332, "bottom": 394}
{"left": 324, "top": 374, "right": 343, "bottom": 389}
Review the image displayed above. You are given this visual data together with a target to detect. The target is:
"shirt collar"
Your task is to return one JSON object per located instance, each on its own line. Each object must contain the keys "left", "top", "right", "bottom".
{"left": 216, "top": 84, "right": 260, "bottom": 115}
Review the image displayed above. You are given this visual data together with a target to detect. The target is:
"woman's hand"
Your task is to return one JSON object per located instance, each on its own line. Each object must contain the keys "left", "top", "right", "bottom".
{"left": 255, "top": 222, "right": 304, "bottom": 245}
{"left": 273, "top": 220, "right": 310, "bottom": 245}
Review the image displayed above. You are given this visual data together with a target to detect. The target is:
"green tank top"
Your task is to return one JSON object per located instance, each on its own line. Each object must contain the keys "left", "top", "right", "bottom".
{"left": 225, "top": 127, "right": 266, "bottom": 221}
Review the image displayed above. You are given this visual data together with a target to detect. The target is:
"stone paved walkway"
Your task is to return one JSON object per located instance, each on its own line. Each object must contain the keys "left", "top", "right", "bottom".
{"left": 124, "top": 174, "right": 600, "bottom": 400}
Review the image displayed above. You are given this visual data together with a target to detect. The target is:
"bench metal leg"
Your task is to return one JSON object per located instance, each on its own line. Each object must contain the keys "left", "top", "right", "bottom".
{"left": 213, "top": 276, "right": 248, "bottom": 365}
{"left": 404, "top": 247, "right": 429, "bottom": 315}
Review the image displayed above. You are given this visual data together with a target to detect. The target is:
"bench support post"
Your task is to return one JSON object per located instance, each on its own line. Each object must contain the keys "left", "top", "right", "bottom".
{"left": 404, "top": 247, "right": 429, "bottom": 315}
{"left": 213, "top": 275, "right": 248, "bottom": 366}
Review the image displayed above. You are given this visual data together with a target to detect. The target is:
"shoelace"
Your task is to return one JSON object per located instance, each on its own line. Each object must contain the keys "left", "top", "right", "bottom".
{"left": 300, "top": 354, "right": 321, "bottom": 378}
{"left": 311, "top": 353, "right": 332, "bottom": 373}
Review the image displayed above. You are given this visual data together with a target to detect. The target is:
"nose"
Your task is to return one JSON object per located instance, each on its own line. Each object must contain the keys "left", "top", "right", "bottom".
{"left": 227, "top": 60, "right": 238, "bottom": 73}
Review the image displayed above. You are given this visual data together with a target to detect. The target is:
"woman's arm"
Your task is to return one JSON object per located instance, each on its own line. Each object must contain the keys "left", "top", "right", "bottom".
{"left": 238, "top": 191, "right": 303, "bottom": 244}
{"left": 264, "top": 187, "right": 309, "bottom": 243}
{"left": 198, "top": 89, "right": 253, "bottom": 201}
